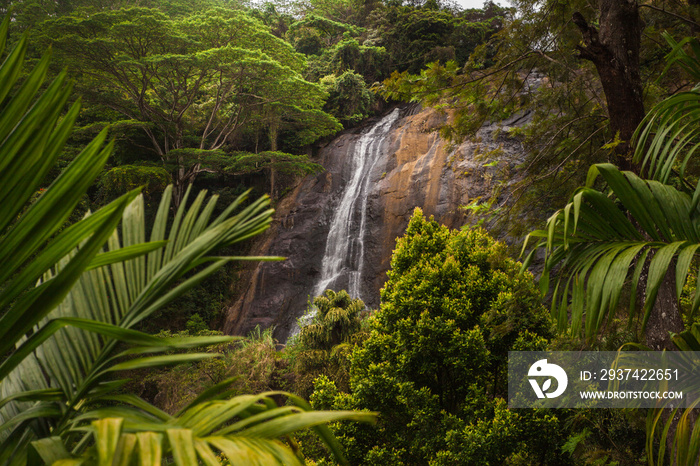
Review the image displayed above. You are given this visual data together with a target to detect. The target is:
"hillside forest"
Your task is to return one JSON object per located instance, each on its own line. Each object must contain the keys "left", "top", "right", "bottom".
{"left": 2, "top": 0, "right": 700, "bottom": 464}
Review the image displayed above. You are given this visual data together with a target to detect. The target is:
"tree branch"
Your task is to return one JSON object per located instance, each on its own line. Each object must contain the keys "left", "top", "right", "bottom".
{"left": 572, "top": 12, "right": 606, "bottom": 63}
{"left": 639, "top": 4, "right": 700, "bottom": 29}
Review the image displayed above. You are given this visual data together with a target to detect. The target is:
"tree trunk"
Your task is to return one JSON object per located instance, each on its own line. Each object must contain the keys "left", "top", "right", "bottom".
{"left": 269, "top": 119, "right": 279, "bottom": 198}
{"left": 639, "top": 260, "right": 686, "bottom": 464}
{"left": 269, "top": 120, "right": 279, "bottom": 152}
{"left": 270, "top": 166, "right": 276, "bottom": 199}
{"left": 572, "top": 0, "right": 645, "bottom": 171}
{"left": 643, "top": 266, "right": 684, "bottom": 351}
{"left": 172, "top": 165, "right": 186, "bottom": 208}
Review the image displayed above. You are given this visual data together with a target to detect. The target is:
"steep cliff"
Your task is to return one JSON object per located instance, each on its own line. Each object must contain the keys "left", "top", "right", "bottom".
{"left": 223, "top": 104, "right": 532, "bottom": 341}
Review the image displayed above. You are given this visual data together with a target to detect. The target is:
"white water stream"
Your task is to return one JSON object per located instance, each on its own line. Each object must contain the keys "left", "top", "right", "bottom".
{"left": 312, "top": 108, "right": 400, "bottom": 300}
{"left": 288, "top": 109, "right": 400, "bottom": 339}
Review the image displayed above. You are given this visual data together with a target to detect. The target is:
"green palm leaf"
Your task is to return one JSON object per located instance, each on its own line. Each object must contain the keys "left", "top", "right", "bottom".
{"left": 0, "top": 16, "right": 150, "bottom": 461}
{"left": 522, "top": 163, "right": 700, "bottom": 341}
{"left": 0, "top": 17, "right": 130, "bottom": 359}
{"left": 28, "top": 393, "right": 375, "bottom": 465}
{"left": 641, "top": 323, "right": 700, "bottom": 466}
{"left": 0, "top": 187, "right": 281, "bottom": 453}
{"left": 633, "top": 34, "right": 700, "bottom": 199}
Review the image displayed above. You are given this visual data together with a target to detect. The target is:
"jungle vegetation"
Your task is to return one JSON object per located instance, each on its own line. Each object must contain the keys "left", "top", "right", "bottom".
{"left": 2, "top": 0, "right": 700, "bottom": 464}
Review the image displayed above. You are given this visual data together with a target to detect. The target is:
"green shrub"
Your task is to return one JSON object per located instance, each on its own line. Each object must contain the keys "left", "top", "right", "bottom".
{"left": 129, "top": 327, "right": 287, "bottom": 414}
{"left": 98, "top": 164, "right": 170, "bottom": 202}
{"left": 320, "top": 71, "right": 373, "bottom": 126}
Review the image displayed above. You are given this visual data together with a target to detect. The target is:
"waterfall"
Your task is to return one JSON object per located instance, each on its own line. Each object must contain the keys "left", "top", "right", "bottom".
{"left": 287, "top": 109, "right": 400, "bottom": 339}
{"left": 312, "top": 108, "right": 400, "bottom": 301}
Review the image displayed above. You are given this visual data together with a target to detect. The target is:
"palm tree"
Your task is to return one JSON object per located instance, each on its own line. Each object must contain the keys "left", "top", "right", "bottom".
{"left": 0, "top": 17, "right": 373, "bottom": 465}
{"left": 522, "top": 33, "right": 700, "bottom": 465}
{"left": 291, "top": 290, "right": 366, "bottom": 397}
{"left": 298, "top": 290, "right": 365, "bottom": 350}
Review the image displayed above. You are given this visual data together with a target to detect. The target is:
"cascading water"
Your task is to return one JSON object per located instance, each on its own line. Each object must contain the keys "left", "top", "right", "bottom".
{"left": 286, "top": 109, "right": 400, "bottom": 339}
{"left": 311, "top": 109, "right": 400, "bottom": 301}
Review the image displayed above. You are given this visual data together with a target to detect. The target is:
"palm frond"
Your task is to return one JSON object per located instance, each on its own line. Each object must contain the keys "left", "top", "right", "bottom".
{"left": 0, "top": 187, "right": 278, "bottom": 448}
{"left": 0, "top": 15, "right": 128, "bottom": 362}
{"left": 522, "top": 163, "right": 700, "bottom": 341}
{"left": 641, "top": 323, "right": 700, "bottom": 466}
{"left": 632, "top": 35, "right": 700, "bottom": 200}
{"left": 28, "top": 393, "right": 375, "bottom": 465}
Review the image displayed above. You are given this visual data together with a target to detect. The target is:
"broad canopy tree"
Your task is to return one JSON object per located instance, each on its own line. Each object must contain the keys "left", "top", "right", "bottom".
{"left": 43, "top": 6, "right": 340, "bottom": 204}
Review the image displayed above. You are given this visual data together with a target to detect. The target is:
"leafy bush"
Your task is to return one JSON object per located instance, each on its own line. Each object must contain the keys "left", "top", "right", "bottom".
{"left": 98, "top": 164, "right": 170, "bottom": 203}
{"left": 320, "top": 72, "right": 374, "bottom": 126}
{"left": 130, "top": 327, "right": 288, "bottom": 414}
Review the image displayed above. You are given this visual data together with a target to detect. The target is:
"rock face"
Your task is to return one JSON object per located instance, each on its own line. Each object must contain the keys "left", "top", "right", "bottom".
{"left": 223, "top": 104, "right": 532, "bottom": 342}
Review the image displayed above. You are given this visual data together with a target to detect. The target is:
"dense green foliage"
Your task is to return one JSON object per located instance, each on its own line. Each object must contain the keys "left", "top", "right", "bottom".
{"left": 5, "top": 0, "right": 700, "bottom": 463}
{"left": 287, "top": 0, "right": 508, "bottom": 127}
{"left": 99, "top": 165, "right": 171, "bottom": 204}
{"left": 129, "top": 327, "right": 287, "bottom": 414}
{"left": 320, "top": 71, "right": 374, "bottom": 125}
{"left": 369, "top": 0, "right": 507, "bottom": 74}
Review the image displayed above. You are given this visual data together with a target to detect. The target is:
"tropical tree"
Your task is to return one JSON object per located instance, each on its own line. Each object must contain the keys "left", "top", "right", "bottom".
{"left": 41, "top": 6, "right": 339, "bottom": 205}
{"left": 370, "top": 1, "right": 507, "bottom": 74}
{"left": 521, "top": 34, "right": 700, "bottom": 465}
{"left": 320, "top": 71, "right": 373, "bottom": 126}
{"left": 0, "top": 17, "right": 372, "bottom": 465}
{"left": 299, "top": 289, "right": 365, "bottom": 349}
{"left": 289, "top": 289, "right": 366, "bottom": 397}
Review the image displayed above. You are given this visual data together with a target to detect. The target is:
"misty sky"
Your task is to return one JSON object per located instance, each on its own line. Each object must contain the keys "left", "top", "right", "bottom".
{"left": 455, "top": 0, "right": 506, "bottom": 9}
